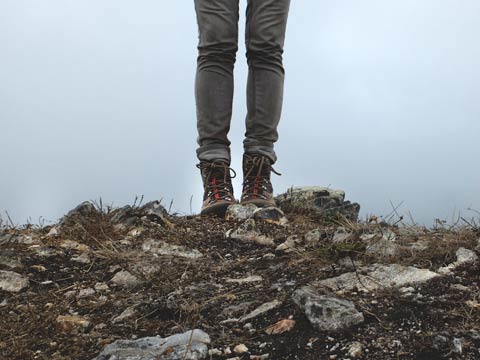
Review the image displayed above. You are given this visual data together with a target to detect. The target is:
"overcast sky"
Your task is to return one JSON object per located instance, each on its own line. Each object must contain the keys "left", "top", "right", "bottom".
{"left": 1, "top": 0, "right": 479, "bottom": 226}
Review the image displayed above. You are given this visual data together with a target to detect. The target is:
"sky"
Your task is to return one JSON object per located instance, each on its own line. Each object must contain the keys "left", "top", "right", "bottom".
{"left": 1, "top": 0, "right": 479, "bottom": 226}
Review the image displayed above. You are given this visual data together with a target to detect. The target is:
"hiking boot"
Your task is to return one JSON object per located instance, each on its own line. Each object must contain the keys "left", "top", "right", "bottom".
{"left": 197, "top": 160, "right": 237, "bottom": 216}
{"left": 240, "top": 154, "right": 281, "bottom": 207}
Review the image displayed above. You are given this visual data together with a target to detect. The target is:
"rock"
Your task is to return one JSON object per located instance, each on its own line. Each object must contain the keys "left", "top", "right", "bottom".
{"left": 275, "top": 187, "right": 360, "bottom": 221}
{"left": 112, "top": 306, "right": 137, "bottom": 324}
{"left": 316, "top": 264, "right": 440, "bottom": 292}
{"left": 252, "top": 207, "right": 288, "bottom": 226}
{"left": 226, "top": 204, "right": 258, "bottom": 221}
{"left": 347, "top": 342, "right": 363, "bottom": 358}
{"left": 475, "top": 238, "right": 480, "bottom": 253}
{"left": 453, "top": 337, "right": 463, "bottom": 354}
{"left": 0, "top": 233, "right": 39, "bottom": 245}
{"left": 140, "top": 201, "right": 173, "bottom": 228}
{"left": 239, "top": 300, "right": 282, "bottom": 322}
{"left": 61, "top": 201, "right": 98, "bottom": 225}
{"left": 208, "top": 348, "right": 222, "bottom": 356}
{"left": 60, "top": 240, "right": 90, "bottom": 252}
{"left": 0, "top": 250, "right": 22, "bottom": 269}
{"left": 292, "top": 286, "right": 364, "bottom": 332}
{"left": 365, "top": 237, "right": 400, "bottom": 258}
{"left": 438, "top": 247, "right": 478, "bottom": 275}
{"left": 226, "top": 275, "right": 263, "bottom": 284}
{"left": 110, "top": 270, "right": 142, "bottom": 288}
{"left": 332, "top": 228, "right": 352, "bottom": 243}
{"left": 265, "top": 319, "right": 295, "bottom": 335}
{"left": 275, "top": 235, "right": 301, "bottom": 253}
{"left": 304, "top": 228, "right": 322, "bottom": 245}
{"left": 0, "top": 270, "right": 29, "bottom": 292}
{"left": 32, "top": 246, "right": 61, "bottom": 257}
{"left": 227, "top": 220, "right": 274, "bottom": 247}
{"left": 110, "top": 205, "right": 137, "bottom": 226}
{"left": 47, "top": 227, "right": 59, "bottom": 237}
{"left": 250, "top": 354, "right": 269, "bottom": 360}
{"left": 142, "top": 239, "right": 203, "bottom": 259}
{"left": 92, "top": 329, "right": 210, "bottom": 360}
{"left": 56, "top": 315, "right": 91, "bottom": 333}
{"left": 77, "top": 288, "right": 95, "bottom": 299}
{"left": 233, "top": 344, "right": 248, "bottom": 354}
{"left": 71, "top": 253, "right": 91, "bottom": 264}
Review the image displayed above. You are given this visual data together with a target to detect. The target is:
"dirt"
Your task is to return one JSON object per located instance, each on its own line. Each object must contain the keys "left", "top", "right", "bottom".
{"left": 0, "top": 202, "right": 479, "bottom": 359}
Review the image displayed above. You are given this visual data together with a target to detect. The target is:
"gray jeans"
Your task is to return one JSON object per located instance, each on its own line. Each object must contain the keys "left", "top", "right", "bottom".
{"left": 194, "top": 0, "right": 290, "bottom": 164}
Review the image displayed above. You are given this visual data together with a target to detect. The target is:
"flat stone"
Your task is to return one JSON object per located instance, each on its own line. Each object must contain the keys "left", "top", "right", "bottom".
{"left": 112, "top": 306, "right": 137, "bottom": 324}
{"left": 92, "top": 329, "right": 210, "bottom": 360}
{"left": 239, "top": 300, "right": 282, "bottom": 322}
{"left": 292, "top": 286, "right": 364, "bottom": 332}
{"left": 438, "top": 247, "right": 478, "bottom": 275}
{"left": 226, "top": 275, "right": 263, "bottom": 284}
{"left": 316, "top": 264, "right": 440, "bottom": 292}
{"left": 225, "top": 204, "right": 258, "bottom": 221}
{"left": 0, "top": 270, "right": 29, "bottom": 292}
{"left": 275, "top": 235, "right": 301, "bottom": 253}
{"left": 142, "top": 239, "right": 203, "bottom": 259}
{"left": 275, "top": 186, "right": 360, "bottom": 221}
{"left": 110, "top": 270, "right": 142, "bottom": 288}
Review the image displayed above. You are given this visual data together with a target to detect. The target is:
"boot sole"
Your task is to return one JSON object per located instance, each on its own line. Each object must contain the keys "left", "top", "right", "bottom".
{"left": 200, "top": 201, "right": 236, "bottom": 217}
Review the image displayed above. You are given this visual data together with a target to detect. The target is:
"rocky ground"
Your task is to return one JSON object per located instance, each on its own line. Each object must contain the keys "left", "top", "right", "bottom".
{"left": 1, "top": 187, "right": 479, "bottom": 360}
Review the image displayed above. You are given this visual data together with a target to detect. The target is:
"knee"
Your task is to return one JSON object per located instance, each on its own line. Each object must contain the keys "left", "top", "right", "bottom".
{"left": 246, "top": 43, "right": 284, "bottom": 73}
{"left": 198, "top": 42, "right": 238, "bottom": 67}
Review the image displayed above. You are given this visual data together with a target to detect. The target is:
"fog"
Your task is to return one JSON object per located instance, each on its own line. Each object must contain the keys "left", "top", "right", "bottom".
{"left": 1, "top": 0, "right": 479, "bottom": 226}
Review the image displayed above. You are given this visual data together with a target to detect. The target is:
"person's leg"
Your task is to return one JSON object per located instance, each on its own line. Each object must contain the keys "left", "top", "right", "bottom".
{"left": 244, "top": 0, "right": 291, "bottom": 164}
{"left": 194, "top": 0, "right": 240, "bottom": 165}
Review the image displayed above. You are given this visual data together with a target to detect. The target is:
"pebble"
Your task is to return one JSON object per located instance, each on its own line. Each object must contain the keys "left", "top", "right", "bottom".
{"left": 71, "top": 253, "right": 91, "bottom": 264}
{"left": 347, "top": 342, "right": 363, "bottom": 358}
{"left": 234, "top": 344, "right": 249, "bottom": 354}
{"left": 56, "top": 315, "right": 91, "bottom": 333}
{"left": 110, "top": 270, "right": 142, "bottom": 288}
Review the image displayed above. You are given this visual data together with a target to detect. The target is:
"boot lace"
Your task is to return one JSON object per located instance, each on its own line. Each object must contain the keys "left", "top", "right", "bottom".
{"left": 242, "top": 156, "right": 281, "bottom": 200}
{"left": 196, "top": 161, "right": 236, "bottom": 204}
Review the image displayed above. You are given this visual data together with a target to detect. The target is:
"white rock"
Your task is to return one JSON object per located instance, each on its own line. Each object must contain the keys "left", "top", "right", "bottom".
{"left": 316, "top": 264, "right": 439, "bottom": 292}
{"left": 292, "top": 287, "right": 364, "bottom": 332}
{"left": 239, "top": 300, "right": 282, "bottom": 322}
{"left": 76, "top": 288, "right": 95, "bottom": 299}
{"left": 112, "top": 306, "right": 137, "bottom": 323}
{"left": 142, "top": 239, "right": 203, "bottom": 259}
{"left": 92, "top": 329, "right": 210, "bottom": 360}
{"left": 0, "top": 270, "right": 29, "bottom": 292}
{"left": 234, "top": 344, "right": 248, "bottom": 354}
{"left": 71, "top": 253, "right": 91, "bottom": 264}
{"left": 438, "top": 247, "right": 478, "bottom": 275}
{"left": 226, "top": 204, "right": 258, "bottom": 221}
{"left": 110, "top": 270, "right": 142, "bottom": 288}
{"left": 47, "top": 227, "right": 59, "bottom": 237}
{"left": 208, "top": 348, "right": 223, "bottom": 356}
{"left": 226, "top": 275, "right": 263, "bottom": 284}
{"left": 347, "top": 342, "right": 363, "bottom": 358}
